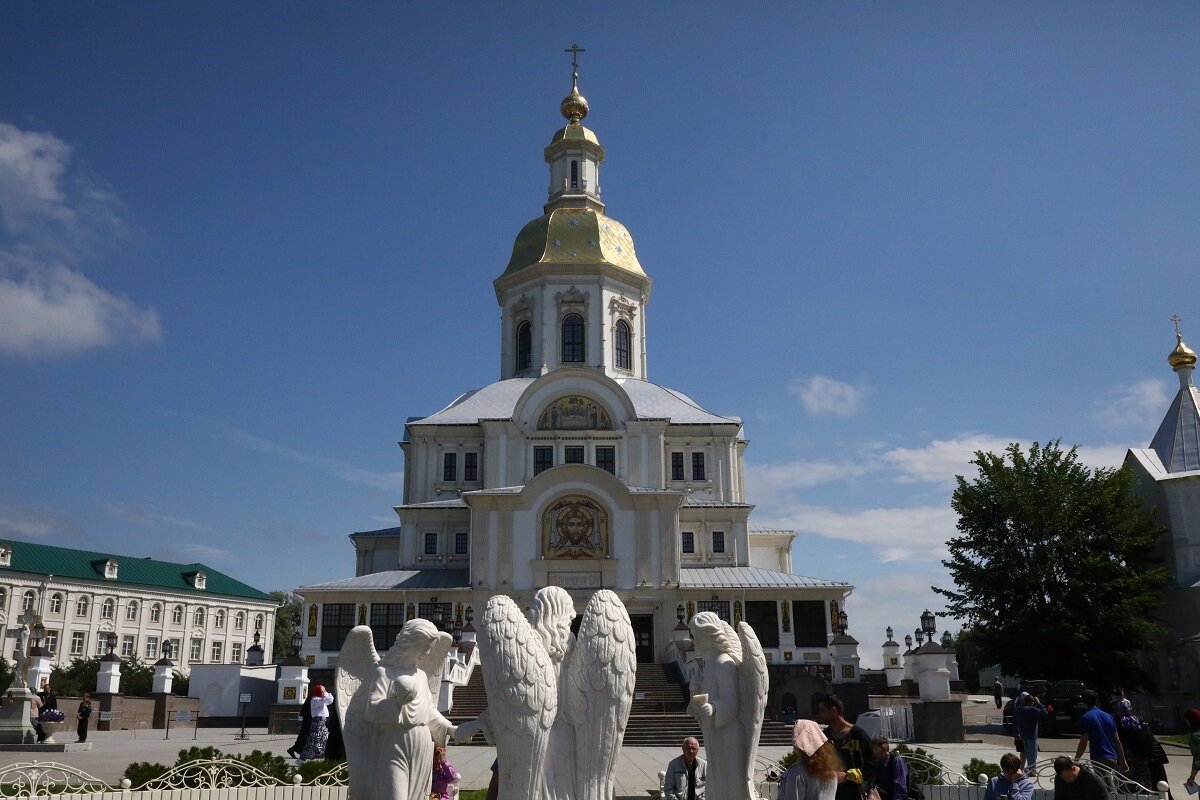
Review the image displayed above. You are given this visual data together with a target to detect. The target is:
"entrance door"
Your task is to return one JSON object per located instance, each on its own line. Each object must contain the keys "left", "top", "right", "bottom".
{"left": 630, "top": 615, "right": 655, "bottom": 662}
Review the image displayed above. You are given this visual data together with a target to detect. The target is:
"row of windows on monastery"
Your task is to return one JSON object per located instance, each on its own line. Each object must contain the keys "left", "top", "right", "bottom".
{"left": 436, "top": 446, "right": 713, "bottom": 486}
{"left": 410, "top": 528, "right": 733, "bottom": 561}
{"left": 3, "top": 587, "right": 267, "bottom": 632}
{"left": 513, "top": 316, "right": 633, "bottom": 371}
{"left": 39, "top": 628, "right": 252, "bottom": 665}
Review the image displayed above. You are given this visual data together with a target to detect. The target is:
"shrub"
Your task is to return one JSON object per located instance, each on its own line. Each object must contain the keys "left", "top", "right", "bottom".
{"left": 238, "top": 750, "right": 294, "bottom": 783}
{"left": 962, "top": 758, "right": 1000, "bottom": 781}
{"left": 895, "top": 744, "right": 946, "bottom": 786}
{"left": 296, "top": 759, "right": 342, "bottom": 782}
{"left": 123, "top": 761, "right": 170, "bottom": 788}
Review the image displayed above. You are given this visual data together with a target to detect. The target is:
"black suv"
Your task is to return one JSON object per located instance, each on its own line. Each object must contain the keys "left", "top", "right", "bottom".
{"left": 1003, "top": 679, "right": 1087, "bottom": 737}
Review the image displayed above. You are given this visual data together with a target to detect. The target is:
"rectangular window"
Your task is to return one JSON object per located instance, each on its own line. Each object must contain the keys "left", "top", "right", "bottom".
{"left": 692, "top": 452, "right": 706, "bottom": 481}
{"left": 190, "top": 638, "right": 203, "bottom": 662}
{"left": 792, "top": 600, "right": 828, "bottom": 647}
{"left": 145, "top": 635, "right": 159, "bottom": 660}
{"left": 596, "top": 446, "right": 615, "bottom": 474}
{"left": 211, "top": 641, "right": 223, "bottom": 662}
{"left": 564, "top": 445, "right": 584, "bottom": 464}
{"left": 320, "top": 603, "right": 357, "bottom": 651}
{"left": 120, "top": 634, "right": 135, "bottom": 657}
{"left": 423, "top": 532, "right": 438, "bottom": 555}
{"left": 696, "top": 600, "right": 731, "bottom": 623}
{"left": 169, "top": 638, "right": 182, "bottom": 661}
{"left": 671, "top": 452, "right": 684, "bottom": 481}
{"left": 455, "top": 532, "right": 469, "bottom": 556}
{"left": 534, "top": 446, "right": 554, "bottom": 475}
{"left": 71, "top": 632, "right": 85, "bottom": 656}
{"left": 681, "top": 531, "right": 695, "bottom": 554}
{"left": 95, "top": 637, "right": 108, "bottom": 657}
{"left": 712, "top": 531, "right": 725, "bottom": 553}
{"left": 231, "top": 642, "right": 243, "bottom": 663}
{"left": 370, "top": 603, "right": 407, "bottom": 654}
{"left": 45, "top": 630, "right": 58, "bottom": 655}
{"left": 442, "top": 452, "right": 457, "bottom": 482}
{"left": 745, "top": 601, "right": 781, "bottom": 648}
{"left": 418, "top": 602, "right": 454, "bottom": 632}
{"left": 464, "top": 452, "right": 478, "bottom": 482}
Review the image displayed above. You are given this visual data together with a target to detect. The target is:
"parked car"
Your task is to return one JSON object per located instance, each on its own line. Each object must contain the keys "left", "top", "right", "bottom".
{"left": 1002, "top": 679, "right": 1087, "bottom": 737}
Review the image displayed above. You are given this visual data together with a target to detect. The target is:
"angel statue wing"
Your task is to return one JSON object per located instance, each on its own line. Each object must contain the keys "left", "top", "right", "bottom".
{"left": 415, "top": 628, "right": 455, "bottom": 735}
{"left": 479, "top": 595, "right": 557, "bottom": 800}
{"left": 563, "top": 589, "right": 637, "bottom": 800}
{"left": 335, "top": 626, "right": 381, "bottom": 800}
{"left": 737, "top": 620, "right": 769, "bottom": 796}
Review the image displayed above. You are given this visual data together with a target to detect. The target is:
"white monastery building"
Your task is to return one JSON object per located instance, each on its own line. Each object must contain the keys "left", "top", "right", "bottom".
{"left": 297, "top": 66, "right": 854, "bottom": 703}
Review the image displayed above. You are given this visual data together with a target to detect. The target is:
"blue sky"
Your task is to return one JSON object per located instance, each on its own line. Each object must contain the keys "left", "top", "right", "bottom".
{"left": 1, "top": 4, "right": 1197, "bottom": 666}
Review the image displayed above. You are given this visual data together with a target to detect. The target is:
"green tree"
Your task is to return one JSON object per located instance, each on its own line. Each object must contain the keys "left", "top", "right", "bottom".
{"left": 271, "top": 591, "right": 303, "bottom": 664}
{"left": 952, "top": 627, "right": 984, "bottom": 692}
{"left": 933, "top": 440, "right": 1169, "bottom": 691}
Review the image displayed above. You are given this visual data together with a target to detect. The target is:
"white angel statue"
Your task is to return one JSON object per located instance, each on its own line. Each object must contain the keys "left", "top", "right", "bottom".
{"left": 687, "top": 611, "right": 768, "bottom": 800}
{"left": 336, "top": 619, "right": 456, "bottom": 800}
{"left": 455, "top": 587, "right": 636, "bottom": 800}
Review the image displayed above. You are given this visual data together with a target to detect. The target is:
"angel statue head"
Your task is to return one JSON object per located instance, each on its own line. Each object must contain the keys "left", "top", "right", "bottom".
{"left": 689, "top": 611, "right": 744, "bottom": 664}
{"left": 531, "top": 585, "right": 576, "bottom": 660}
{"left": 384, "top": 618, "right": 441, "bottom": 666}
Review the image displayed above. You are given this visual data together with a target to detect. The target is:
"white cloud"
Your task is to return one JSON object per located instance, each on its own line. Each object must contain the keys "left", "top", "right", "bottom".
{"left": 789, "top": 375, "right": 865, "bottom": 417}
{"left": 103, "top": 503, "right": 206, "bottom": 532}
{"left": 745, "top": 459, "right": 873, "bottom": 498}
{"left": 0, "top": 121, "right": 159, "bottom": 359}
{"left": 881, "top": 434, "right": 1015, "bottom": 488}
{"left": 152, "top": 542, "right": 235, "bottom": 568}
{"left": 845, "top": 569, "right": 957, "bottom": 668}
{"left": 1092, "top": 378, "right": 1169, "bottom": 432}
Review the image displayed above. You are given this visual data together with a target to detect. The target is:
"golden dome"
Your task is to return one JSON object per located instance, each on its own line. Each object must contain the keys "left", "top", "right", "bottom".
{"left": 548, "top": 122, "right": 601, "bottom": 148}
{"left": 501, "top": 208, "right": 644, "bottom": 278}
{"left": 1170, "top": 333, "right": 1197, "bottom": 369}
{"left": 560, "top": 83, "right": 589, "bottom": 123}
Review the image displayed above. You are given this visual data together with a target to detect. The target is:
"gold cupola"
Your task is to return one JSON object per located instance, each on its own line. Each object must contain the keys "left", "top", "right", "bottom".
{"left": 1170, "top": 333, "right": 1197, "bottom": 370}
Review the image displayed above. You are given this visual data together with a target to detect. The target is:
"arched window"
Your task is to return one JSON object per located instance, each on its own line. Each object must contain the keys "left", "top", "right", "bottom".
{"left": 172, "top": 605, "right": 184, "bottom": 624}
{"left": 615, "top": 320, "right": 632, "bottom": 370}
{"left": 23, "top": 590, "right": 35, "bottom": 611}
{"left": 50, "top": 593, "right": 63, "bottom": 614}
{"left": 101, "top": 598, "right": 115, "bottom": 619}
{"left": 215, "top": 610, "right": 225, "bottom": 629}
{"left": 570, "top": 160, "right": 579, "bottom": 189}
{"left": 194, "top": 608, "right": 205, "bottom": 627}
{"left": 561, "top": 314, "right": 585, "bottom": 363}
{"left": 151, "top": 603, "right": 162, "bottom": 623}
{"left": 76, "top": 596, "right": 89, "bottom": 616}
{"left": 126, "top": 601, "right": 138, "bottom": 621}
{"left": 515, "top": 321, "right": 532, "bottom": 372}
{"left": 255, "top": 613, "right": 265, "bottom": 631}
{"left": 235, "top": 611, "right": 246, "bottom": 630}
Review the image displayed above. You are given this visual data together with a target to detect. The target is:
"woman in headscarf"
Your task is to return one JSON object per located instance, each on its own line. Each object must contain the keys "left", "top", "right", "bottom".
{"left": 779, "top": 719, "right": 839, "bottom": 800}
{"left": 299, "top": 683, "right": 335, "bottom": 761}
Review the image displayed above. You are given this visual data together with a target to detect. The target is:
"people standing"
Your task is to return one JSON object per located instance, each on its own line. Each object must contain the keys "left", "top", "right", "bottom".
{"left": 38, "top": 682, "right": 58, "bottom": 712}
{"left": 816, "top": 694, "right": 877, "bottom": 800}
{"left": 993, "top": 677, "right": 1004, "bottom": 709}
{"left": 663, "top": 736, "right": 707, "bottom": 800}
{"left": 1014, "top": 692, "right": 1048, "bottom": 771}
{"left": 778, "top": 720, "right": 838, "bottom": 800}
{"left": 286, "top": 693, "right": 312, "bottom": 759}
{"left": 871, "top": 737, "right": 909, "bottom": 800}
{"left": 76, "top": 693, "right": 93, "bottom": 743}
{"left": 299, "top": 684, "right": 334, "bottom": 762}
{"left": 430, "top": 744, "right": 460, "bottom": 800}
{"left": 1075, "top": 689, "right": 1128, "bottom": 781}
{"left": 984, "top": 754, "right": 1035, "bottom": 800}
{"left": 29, "top": 691, "right": 43, "bottom": 743}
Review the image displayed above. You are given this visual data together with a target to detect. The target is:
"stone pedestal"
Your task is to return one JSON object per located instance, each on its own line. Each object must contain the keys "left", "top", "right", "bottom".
{"left": 96, "top": 653, "right": 122, "bottom": 694}
{"left": 0, "top": 689, "right": 37, "bottom": 744}
{"left": 152, "top": 658, "right": 174, "bottom": 695}
{"left": 27, "top": 648, "right": 52, "bottom": 695}
{"left": 912, "top": 699, "right": 965, "bottom": 743}
{"left": 276, "top": 655, "right": 309, "bottom": 705}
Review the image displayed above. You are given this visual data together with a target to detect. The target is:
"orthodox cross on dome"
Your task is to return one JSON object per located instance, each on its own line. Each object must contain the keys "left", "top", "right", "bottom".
{"left": 565, "top": 43, "right": 586, "bottom": 81}
{"left": 1172, "top": 313, "right": 1183, "bottom": 338}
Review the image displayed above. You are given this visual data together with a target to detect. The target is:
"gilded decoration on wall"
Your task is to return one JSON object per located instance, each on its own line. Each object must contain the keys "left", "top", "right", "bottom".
{"left": 307, "top": 604, "right": 318, "bottom": 637}
{"left": 538, "top": 395, "right": 612, "bottom": 430}
{"left": 829, "top": 599, "right": 839, "bottom": 631}
{"left": 358, "top": 604, "right": 367, "bottom": 625}
{"left": 542, "top": 495, "right": 608, "bottom": 559}
{"left": 781, "top": 601, "right": 791, "bottom": 633}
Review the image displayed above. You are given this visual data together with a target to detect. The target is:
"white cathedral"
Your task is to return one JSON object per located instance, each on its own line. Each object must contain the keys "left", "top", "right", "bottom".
{"left": 296, "top": 67, "right": 853, "bottom": 700}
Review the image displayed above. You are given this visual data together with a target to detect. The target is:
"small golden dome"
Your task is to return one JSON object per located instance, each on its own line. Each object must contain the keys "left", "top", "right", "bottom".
{"left": 1169, "top": 333, "right": 1197, "bottom": 369}
{"left": 560, "top": 83, "right": 589, "bottom": 123}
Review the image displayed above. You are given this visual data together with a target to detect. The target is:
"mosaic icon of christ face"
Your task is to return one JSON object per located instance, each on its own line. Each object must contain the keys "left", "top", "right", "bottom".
{"left": 558, "top": 507, "right": 594, "bottom": 547}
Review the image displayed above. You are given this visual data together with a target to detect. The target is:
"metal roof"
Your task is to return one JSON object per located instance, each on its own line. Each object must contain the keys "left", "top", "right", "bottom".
{"left": 297, "top": 569, "right": 471, "bottom": 592}
{"left": 0, "top": 540, "right": 272, "bottom": 601}
{"left": 349, "top": 527, "right": 402, "bottom": 537}
{"left": 1150, "top": 383, "right": 1200, "bottom": 473}
{"left": 678, "top": 565, "right": 850, "bottom": 589}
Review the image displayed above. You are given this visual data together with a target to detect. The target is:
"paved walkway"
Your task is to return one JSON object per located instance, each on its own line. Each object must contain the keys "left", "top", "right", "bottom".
{"left": 0, "top": 726, "right": 1191, "bottom": 798}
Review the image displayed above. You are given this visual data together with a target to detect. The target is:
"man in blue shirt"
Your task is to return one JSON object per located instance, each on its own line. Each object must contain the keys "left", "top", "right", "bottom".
{"left": 984, "top": 754, "right": 1035, "bottom": 800}
{"left": 1075, "top": 689, "right": 1128, "bottom": 781}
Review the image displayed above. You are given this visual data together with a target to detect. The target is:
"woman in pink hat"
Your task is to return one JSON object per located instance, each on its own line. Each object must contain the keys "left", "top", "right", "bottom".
{"left": 779, "top": 719, "right": 839, "bottom": 800}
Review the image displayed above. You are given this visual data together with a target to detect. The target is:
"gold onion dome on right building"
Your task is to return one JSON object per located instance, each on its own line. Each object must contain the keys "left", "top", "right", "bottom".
{"left": 1169, "top": 331, "right": 1197, "bottom": 369}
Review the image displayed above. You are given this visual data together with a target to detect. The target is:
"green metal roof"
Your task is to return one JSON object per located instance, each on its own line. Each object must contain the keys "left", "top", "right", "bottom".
{"left": 0, "top": 540, "right": 273, "bottom": 601}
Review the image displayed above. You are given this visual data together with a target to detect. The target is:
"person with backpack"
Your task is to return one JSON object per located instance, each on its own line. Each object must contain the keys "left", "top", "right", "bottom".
{"left": 871, "top": 737, "right": 909, "bottom": 800}
{"left": 817, "top": 694, "right": 877, "bottom": 800}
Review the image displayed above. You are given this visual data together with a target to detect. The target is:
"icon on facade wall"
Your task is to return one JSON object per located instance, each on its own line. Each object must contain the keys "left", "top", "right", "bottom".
{"left": 537, "top": 395, "right": 613, "bottom": 430}
{"left": 283, "top": 686, "right": 297, "bottom": 700}
{"left": 829, "top": 599, "right": 839, "bottom": 632}
{"left": 841, "top": 665, "right": 855, "bottom": 679}
{"left": 307, "top": 604, "right": 318, "bottom": 637}
{"left": 542, "top": 495, "right": 608, "bottom": 559}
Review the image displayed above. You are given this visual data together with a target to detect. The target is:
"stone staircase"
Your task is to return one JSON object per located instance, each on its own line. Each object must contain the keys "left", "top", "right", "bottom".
{"left": 449, "top": 661, "right": 794, "bottom": 747}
